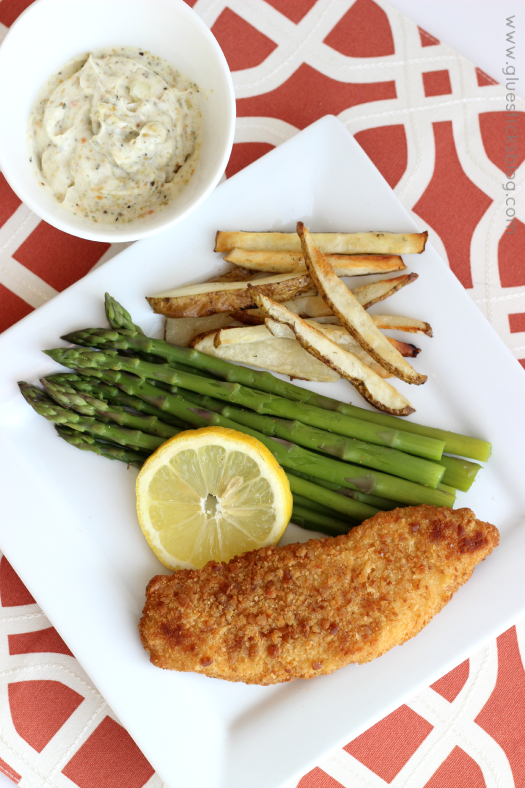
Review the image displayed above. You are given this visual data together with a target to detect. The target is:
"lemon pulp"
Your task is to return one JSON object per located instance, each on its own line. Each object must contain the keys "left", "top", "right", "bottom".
{"left": 136, "top": 427, "right": 292, "bottom": 569}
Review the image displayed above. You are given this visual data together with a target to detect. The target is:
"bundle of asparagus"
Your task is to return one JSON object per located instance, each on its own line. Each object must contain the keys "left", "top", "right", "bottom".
{"left": 19, "top": 294, "right": 489, "bottom": 537}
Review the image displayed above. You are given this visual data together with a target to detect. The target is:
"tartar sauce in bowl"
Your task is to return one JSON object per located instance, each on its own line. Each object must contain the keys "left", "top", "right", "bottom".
{"left": 28, "top": 47, "right": 201, "bottom": 225}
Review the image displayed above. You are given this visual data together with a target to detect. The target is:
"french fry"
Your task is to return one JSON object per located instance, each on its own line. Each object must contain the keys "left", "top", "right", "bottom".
{"left": 388, "top": 339, "right": 420, "bottom": 358}
{"left": 215, "top": 230, "right": 428, "bottom": 255}
{"left": 264, "top": 320, "right": 393, "bottom": 378}
{"left": 309, "top": 314, "right": 432, "bottom": 338}
{"left": 268, "top": 320, "right": 419, "bottom": 359}
{"left": 284, "top": 296, "right": 331, "bottom": 318}
{"left": 165, "top": 314, "right": 234, "bottom": 347}
{"left": 215, "top": 321, "right": 420, "bottom": 359}
{"left": 230, "top": 310, "right": 267, "bottom": 325}
{"left": 297, "top": 223, "right": 427, "bottom": 385}
{"left": 214, "top": 324, "right": 271, "bottom": 346}
{"left": 147, "top": 272, "right": 312, "bottom": 318}
{"left": 231, "top": 273, "right": 418, "bottom": 324}
{"left": 350, "top": 273, "right": 419, "bottom": 309}
{"left": 305, "top": 315, "right": 341, "bottom": 325}
{"left": 371, "top": 315, "right": 433, "bottom": 337}
{"left": 191, "top": 331, "right": 340, "bottom": 383}
{"left": 223, "top": 248, "right": 406, "bottom": 276}
{"left": 251, "top": 291, "right": 415, "bottom": 415}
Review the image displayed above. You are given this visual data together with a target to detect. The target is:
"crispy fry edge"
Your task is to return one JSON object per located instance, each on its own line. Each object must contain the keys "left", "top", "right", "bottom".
{"left": 250, "top": 288, "right": 415, "bottom": 416}
{"left": 297, "top": 222, "right": 427, "bottom": 386}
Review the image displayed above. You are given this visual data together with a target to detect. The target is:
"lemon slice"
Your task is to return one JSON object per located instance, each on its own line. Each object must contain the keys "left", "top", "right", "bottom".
{"left": 136, "top": 426, "right": 292, "bottom": 570}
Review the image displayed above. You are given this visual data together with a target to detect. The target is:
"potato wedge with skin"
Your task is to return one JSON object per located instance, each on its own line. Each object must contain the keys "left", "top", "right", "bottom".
{"left": 231, "top": 273, "right": 419, "bottom": 325}
{"left": 147, "top": 272, "right": 313, "bottom": 318}
{"left": 165, "top": 314, "right": 234, "bottom": 347}
{"left": 215, "top": 230, "right": 428, "bottom": 254}
{"left": 207, "top": 267, "right": 256, "bottom": 283}
{"left": 151, "top": 266, "right": 416, "bottom": 320}
{"left": 191, "top": 331, "right": 341, "bottom": 383}
{"left": 297, "top": 223, "right": 426, "bottom": 386}
{"left": 224, "top": 248, "right": 406, "bottom": 276}
{"left": 251, "top": 291, "right": 415, "bottom": 415}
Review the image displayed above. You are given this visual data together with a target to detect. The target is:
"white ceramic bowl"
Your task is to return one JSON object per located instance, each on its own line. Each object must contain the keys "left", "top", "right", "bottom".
{"left": 0, "top": 0, "right": 235, "bottom": 242}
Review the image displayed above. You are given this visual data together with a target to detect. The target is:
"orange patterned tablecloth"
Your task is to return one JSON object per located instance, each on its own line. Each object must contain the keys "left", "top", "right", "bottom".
{"left": 0, "top": 1, "right": 524, "bottom": 786}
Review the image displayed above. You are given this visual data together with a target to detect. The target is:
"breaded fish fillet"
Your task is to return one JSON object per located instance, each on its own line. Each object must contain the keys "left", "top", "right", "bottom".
{"left": 139, "top": 506, "right": 499, "bottom": 685}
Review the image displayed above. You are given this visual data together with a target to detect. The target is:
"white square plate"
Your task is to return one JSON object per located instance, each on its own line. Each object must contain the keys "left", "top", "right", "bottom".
{"left": 1, "top": 116, "right": 525, "bottom": 788}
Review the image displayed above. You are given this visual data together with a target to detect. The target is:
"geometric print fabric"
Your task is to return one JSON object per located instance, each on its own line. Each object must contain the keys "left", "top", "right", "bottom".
{"left": 0, "top": 0, "right": 524, "bottom": 786}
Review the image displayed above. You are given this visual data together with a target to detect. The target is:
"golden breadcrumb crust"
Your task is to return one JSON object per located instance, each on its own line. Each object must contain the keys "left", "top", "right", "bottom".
{"left": 139, "top": 506, "right": 499, "bottom": 685}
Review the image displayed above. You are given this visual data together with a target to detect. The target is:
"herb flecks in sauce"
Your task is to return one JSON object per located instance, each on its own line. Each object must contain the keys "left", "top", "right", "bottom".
{"left": 28, "top": 47, "right": 201, "bottom": 225}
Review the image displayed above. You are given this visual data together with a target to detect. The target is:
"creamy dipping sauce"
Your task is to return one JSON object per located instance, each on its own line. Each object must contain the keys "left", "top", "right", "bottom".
{"left": 28, "top": 47, "right": 201, "bottom": 224}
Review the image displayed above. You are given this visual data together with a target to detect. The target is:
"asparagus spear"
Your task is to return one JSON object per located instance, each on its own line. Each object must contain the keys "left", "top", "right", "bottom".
{"left": 286, "top": 469, "right": 400, "bottom": 510}
{"left": 215, "top": 397, "right": 463, "bottom": 491}
{"left": 105, "top": 294, "right": 215, "bottom": 379}
{"left": 19, "top": 383, "right": 167, "bottom": 452}
{"left": 104, "top": 297, "right": 217, "bottom": 378}
{"left": 291, "top": 493, "right": 348, "bottom": 517}
{"left": 20, "top": 378, "right": 392, "bottom": 520}
{"left": 438, "top": 455, "right": 482, "bottom": 492}
{"left": 291, "top": 505, "right": 353, "bottom": 536}
{"left": 21, "top": 379, "right": 389, "bottom": 520}
{"left": 287, "top": 493, "right": 362, "bottom": 529}
{"left": 45, "top": 374, "right": 383, "bottom": 517}
{"left": 151, "top": 385, "right": 445, "bottom": 488}
{"left": 63, "top": 318, "right": 491, "bottom": 460}
{"left": 55, "top": 425, "right": 148, "bottom": 468}
{"left": 214, "top": 417, "right": 454, "bottom": 507}
{"left": 105, "top": 293, "right": 214, "bottom": 379}
{"left": 287, "top": 473, "right": 378, "bottom": 520}
{"left": 350, "top": 412, "right": 491, "bottom": 462}
{"left": 43, "top": 364, "right": 454, "bottom": 508}
{"left": 437, "top": 481, "right": 457, "bottom": 496}
{"left": 62, "top": 328, "right": 445, "bottom": 460}
{"left": 100, "top": 310, "right": 481, "bottom": 492}
{"left": 41, "top": 374, "right": 377, "bottom": 525}
{"left": 291, "top": 469, "right": 456, "bottom": 499}
{"left": 47, "top": 378, "right": 383, "bottom": 518}
{"left": 20, "top": 382, "right": 52, "bottom": 406}
{"left": 42, "top": 379, "right": 179, "bottom": 440}
{"left": 46, "top": 373, "right": 191, "bottom": 428}
{"left": 105, "top": 293, "right": 144, "bottom": 335}
{"left": 47, "top": 346, "right": 444, "bottom": 461}
{"left": 100, "top": 297, "right": 491, "bottom": 460}
{"left": 56, "top": 425, "right": 346, "bottom": 525}
{"left": 54, "top": 412, "right": 376, "bottom": 524}
{"left": 54, "top": 423, "right": 358, "bottom": 535}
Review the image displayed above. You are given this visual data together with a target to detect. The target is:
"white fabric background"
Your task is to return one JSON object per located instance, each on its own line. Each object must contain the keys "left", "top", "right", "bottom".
{"left": 391, "top": 0, "right": 524, "bottom": 99}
